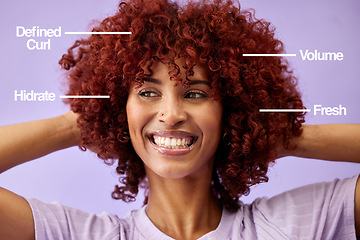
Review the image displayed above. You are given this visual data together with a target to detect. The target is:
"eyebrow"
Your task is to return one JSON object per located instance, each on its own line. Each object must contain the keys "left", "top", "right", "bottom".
{"left": 143, "top": 77, "right": 210, "bottom": 86}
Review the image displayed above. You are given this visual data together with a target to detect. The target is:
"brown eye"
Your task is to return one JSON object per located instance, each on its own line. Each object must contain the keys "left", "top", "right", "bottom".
{"left": 139, "top": 91, "right": 159, "bottom": 97}
{"left": 185, "top": 91, "right": 207, "bottom": 99}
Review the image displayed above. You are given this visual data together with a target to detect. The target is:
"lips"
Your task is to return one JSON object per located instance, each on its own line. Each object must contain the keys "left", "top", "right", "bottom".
{"left": 147, "top": 131, "right": 198, "bottom": 155}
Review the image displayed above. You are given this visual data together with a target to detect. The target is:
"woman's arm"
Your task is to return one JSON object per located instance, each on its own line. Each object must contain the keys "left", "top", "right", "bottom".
{"left": 285, "top": 124, "right": 360, "bottom": 163}
{"left": 0, "top": 111, "right": 81, "bottom": 173}
{"left": 0, "top": 111, "right": 81, "bottom": 240}
{"left": 284, "top": 124, "right": 360, "bottom": 236}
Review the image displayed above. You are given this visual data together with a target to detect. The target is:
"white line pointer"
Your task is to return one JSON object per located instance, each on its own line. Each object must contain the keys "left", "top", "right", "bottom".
{"left": 60, "top": 95, "right": 110, "bottom": 99}
{"left": 259, "top": 109, "right": 310, "bottom": 113}
{"left": 243, "top": 53, "right": 296, "bottom": 57}
{"left": 64, "top": 32, "right": 132, "bottom": 35}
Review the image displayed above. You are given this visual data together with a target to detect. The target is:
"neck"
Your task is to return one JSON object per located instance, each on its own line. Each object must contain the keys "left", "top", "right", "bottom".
{"left": 145, "top": 168, "right": 222, "bottom": 240}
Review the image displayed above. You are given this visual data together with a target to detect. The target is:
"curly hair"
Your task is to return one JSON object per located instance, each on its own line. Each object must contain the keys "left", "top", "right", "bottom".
{"left": 59, "top": 0, "right": 305, "bottom": 212}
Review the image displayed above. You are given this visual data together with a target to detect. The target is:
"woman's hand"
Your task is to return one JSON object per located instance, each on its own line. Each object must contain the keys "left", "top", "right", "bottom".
{"left": 0, "top": 111, "right": 81, "bottom": 173}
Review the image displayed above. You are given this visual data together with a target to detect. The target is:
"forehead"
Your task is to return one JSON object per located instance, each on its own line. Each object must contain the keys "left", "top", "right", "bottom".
{"left": 143, "top": 59, "right": 209, "bottom": 81}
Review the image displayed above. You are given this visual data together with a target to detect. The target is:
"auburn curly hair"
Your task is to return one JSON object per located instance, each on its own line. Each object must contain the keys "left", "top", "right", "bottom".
{"left": 59, "top": 0, "right": 305, "bottom": 212}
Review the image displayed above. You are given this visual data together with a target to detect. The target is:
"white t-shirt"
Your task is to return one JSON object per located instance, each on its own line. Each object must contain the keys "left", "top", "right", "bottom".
{"left": 27, "top": 175, "right": 358, "bottom": 239}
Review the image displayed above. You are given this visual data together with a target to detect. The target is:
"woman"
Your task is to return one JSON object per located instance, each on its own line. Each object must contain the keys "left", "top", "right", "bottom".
{"left": 1, "top": 0, "right": 359, "bottom": 239}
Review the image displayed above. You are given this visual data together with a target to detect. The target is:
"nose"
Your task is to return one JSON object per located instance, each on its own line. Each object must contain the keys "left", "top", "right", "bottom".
{"left": 158, "top": 97, "right": 187, "bottom": 126}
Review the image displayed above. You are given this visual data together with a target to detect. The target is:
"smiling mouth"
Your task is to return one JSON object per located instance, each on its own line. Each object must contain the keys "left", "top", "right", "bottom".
{"left": 149, "top": 135, "right": 196, "bottom": 149}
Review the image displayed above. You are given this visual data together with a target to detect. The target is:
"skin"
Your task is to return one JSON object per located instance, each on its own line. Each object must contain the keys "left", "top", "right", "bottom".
{"left": 0, "top": 65, "right": 359, "bottom": 239}
{"left": 126, "top": 60, "right": 223, "bottom": 239}
{"left": 0, "top": 112, "right": 80, "bottom": 240}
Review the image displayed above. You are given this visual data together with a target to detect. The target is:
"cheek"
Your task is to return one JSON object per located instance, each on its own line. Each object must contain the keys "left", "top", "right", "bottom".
{"left": 126, "top": 97, "right": 148, "bottom": 140}
{"left": 126, "top": 98, "right": 150, "bottom": 160}
{"left": 197, "top": 102, "right": 223, "bottom": 144}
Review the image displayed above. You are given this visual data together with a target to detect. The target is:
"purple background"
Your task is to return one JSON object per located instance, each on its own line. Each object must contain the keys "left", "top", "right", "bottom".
{"left": 0, "top": 0, "right": 359, "bottom": 217}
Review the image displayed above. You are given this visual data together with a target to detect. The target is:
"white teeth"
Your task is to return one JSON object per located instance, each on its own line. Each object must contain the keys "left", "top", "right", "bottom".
{"left": 153, "top": 136, "right": 192, "bottom": 149}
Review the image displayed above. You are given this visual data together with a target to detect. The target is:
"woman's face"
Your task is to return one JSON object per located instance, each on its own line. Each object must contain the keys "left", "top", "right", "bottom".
{"left": 126, "top": 60, "right": 223, "bottom": 179}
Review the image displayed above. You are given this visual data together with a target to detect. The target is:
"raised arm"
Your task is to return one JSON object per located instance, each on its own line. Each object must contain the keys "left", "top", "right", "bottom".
{"left": 285, "top": 124, "right": 360, "bottom": 163}
{"left": 0, "top": 111, "right": 81, "bottom": 173}
{"left": 0, "top": 111, "right": 81, "bottom": 240}
{"left": 284, "top": 124, "right": 360, "bottom": 237}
